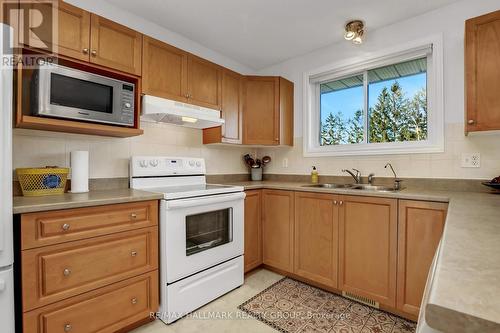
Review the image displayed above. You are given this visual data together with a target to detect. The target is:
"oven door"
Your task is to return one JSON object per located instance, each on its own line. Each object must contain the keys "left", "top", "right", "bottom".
{"left": 162, "top": 192, "right": 245, "bottom": 283}
{"left": 35, "top": 64, "right": 134, "bottom": 126}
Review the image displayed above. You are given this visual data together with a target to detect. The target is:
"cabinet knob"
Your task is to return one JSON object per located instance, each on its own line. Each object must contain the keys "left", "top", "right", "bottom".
{"left": 63, "top": 268, "right": 71, "bottom": 276}
{"left": 64, "top": 324, "right": 72, "bottom": 332}
{"left": 339, "top": 200, "right": 343, "bottom": 206}
{"left": 91, "top": 50, "right": 97, "bottom": 56}
{"left": 62, "top": 223, "right": 71, "bottom": 231}
{"left": 82, "top": 48, "right": 88, "bottom": 54}
{"left": 130, "top": 213, "right": 137, "bottom": 219}
{"left": 333, "top": 200, "right": 337, "bottom": 205}
{"left": 131, "top": 297, "right": 138, "bottom": 305}
{"left": 131, "top": 250, "right": 138, "bottom": 257}
{"left": 468, "top": 119, "right": 475, "bottom": 125}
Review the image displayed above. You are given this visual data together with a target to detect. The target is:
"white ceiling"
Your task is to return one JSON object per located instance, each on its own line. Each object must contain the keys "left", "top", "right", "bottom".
{"left": 103, "top": 0, "right": 460, "bottom": 70}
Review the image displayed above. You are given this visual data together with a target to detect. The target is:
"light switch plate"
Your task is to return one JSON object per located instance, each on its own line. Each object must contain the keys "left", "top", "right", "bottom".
{"left": 282, "top": 158, "right": 288, "bottom": 168}
{"left": 461, "top": 153, "right": 480, "bottom": 168}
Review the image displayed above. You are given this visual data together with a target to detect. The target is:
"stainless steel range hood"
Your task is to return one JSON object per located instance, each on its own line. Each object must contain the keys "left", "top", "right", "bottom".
{"left": 141, "top": 95, "right": 224, "bottom": 129}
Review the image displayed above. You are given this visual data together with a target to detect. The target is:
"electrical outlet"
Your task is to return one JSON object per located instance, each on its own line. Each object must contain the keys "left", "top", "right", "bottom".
{"left": 282, "top": 158, "right": 288, "bottom": 168}
{"left": 461, "top": 153, "right": 480, "bottom": 168}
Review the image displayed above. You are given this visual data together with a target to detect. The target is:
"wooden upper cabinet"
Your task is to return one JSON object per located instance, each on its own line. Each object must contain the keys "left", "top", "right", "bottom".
{"left": 20, "top": 1, "right": 90, "bottom": 61}
{"left": 244, "top": 190, "right": 262, "bottom": 273}
{"left": 187, "top": 55, "right": 222, "bottom": 110}
{"left": 244, "top": 76, "right": 293, "bottom": 146}
{"left": 397, "top": 200, "right": 447, "bottom": 318}
{"left": 142, "top": 36, "right": 188, "bottom": 103}
{"left": 262, "top": 190, "right": 294, "bottom": 272}
{"left": 203, "top": 68, "right": 243, "bottom": 144}
{"left": 244, "top": 76, "right": 279, "bottom": 145}
{"left": 294, "top": 192, "right": 339, "bottom": 288}
{"left": 89, "top": 15, "right": 142, "bottom": 75}
{"left": 339, "top": 195, "right": 398, "bottom": 307}
{"left": 465, "top": 10, "right": 500, "bottom": 133}
{"left": 280, "top": 77, "right": 294, "bottom": 146}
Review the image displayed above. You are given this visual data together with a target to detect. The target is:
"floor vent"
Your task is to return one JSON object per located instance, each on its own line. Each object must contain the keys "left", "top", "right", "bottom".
{"left": 342, "top": 291, "right": 380, "bottom": 309}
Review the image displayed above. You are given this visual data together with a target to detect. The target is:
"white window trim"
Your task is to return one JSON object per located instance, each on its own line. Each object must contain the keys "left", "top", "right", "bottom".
{"left": 303, "top": 34, "right": 444, "bottom": 157}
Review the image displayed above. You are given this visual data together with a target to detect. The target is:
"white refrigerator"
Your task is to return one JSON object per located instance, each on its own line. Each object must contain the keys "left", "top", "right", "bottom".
{"left": 0, "top": 23, "right": 15, "bottom": 333}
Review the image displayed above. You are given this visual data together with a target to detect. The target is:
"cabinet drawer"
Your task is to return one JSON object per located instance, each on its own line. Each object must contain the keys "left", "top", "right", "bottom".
{"left": 24, "top": 271, "right": 158, "bottom": 333}
{"left": 22, "top": 227, "right": 158, "bottom": 311}
{"left": 21, "top": 200, "right": 158, "bottom": 249}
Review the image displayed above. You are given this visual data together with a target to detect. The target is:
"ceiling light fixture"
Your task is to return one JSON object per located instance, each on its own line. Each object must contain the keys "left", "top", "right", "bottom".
{"left": 344, "top": 20, "right": 365, "bottom": 44}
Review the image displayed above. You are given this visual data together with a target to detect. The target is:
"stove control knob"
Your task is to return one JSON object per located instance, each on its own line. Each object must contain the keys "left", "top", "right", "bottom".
{"left": 150, "top": 160, "right": 159, "bottom": 167}
{"left": 189, "top": 160, "right": 195, "bottom": 167}
{"left": 139, "top": 160, "right": 148, "bottom": 168}
{"left": 196, "top": 161, "right": 201, "bottom": 167}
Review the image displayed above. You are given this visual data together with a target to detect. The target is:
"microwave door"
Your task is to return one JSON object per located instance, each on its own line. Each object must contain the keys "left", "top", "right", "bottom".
{"left": 36, "top": 64, "right": 133, "bottom": 126}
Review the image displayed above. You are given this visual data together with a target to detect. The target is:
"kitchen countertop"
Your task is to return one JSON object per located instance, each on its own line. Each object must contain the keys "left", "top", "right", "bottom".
{"left": 220, "top": 180, "right": 500, "bottom": 333}
{"left": 13, "top": 189, "right": 164, "bottom": 214}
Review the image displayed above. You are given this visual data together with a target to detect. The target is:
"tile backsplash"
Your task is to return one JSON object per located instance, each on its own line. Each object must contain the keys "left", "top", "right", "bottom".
{"left": 13, "top": 122, "right": 250, "bottom": 179}
{"left": 258, "top": 124, "right": 500, "bottom": 180}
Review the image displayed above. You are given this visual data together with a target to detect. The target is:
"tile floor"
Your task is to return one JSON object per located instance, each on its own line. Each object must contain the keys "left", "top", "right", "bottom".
{"left": 131, "top": 268, "right": 284, "bottom": 333}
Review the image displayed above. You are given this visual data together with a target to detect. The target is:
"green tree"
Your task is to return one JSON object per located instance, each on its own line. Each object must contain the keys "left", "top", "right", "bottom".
{"left": 321, "top": 80, "right": 427, "bottom": 146}
{"left": 321, "top": 112, "right": 346, "bottom": 145}
{"left": 347, "top": 109, "right": 364, "bottom": 144}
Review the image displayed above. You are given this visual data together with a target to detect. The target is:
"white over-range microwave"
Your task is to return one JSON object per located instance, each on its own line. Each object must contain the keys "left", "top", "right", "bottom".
{"left": 31, "top": 62, "right": 136, "bottom": 127}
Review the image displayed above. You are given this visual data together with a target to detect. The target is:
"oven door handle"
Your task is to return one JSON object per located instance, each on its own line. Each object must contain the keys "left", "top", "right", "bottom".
{"left": 165, "top": 192, "right": 246, "bottom": 209}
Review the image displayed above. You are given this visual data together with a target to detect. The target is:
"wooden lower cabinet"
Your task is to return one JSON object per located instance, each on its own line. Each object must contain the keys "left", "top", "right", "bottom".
{"left": 262, "top": 189, "right": 294, "bottom": 272}
{"left": 294, "top": 192, "right": 339, "bottom": 288}
{"left": 23, "top": 271, "right": 158, "bottom": 333}
{"left": 20, "top": 201, "right": 159, "bottom": 333}
{"left": 397, "top": 200, "right": 447, "bottom": 317}
{"left": 339, "top": 195, "right": 398, "bottom": 307}
{"left": 244, "top": 190, "right": 262, "bottom": 272}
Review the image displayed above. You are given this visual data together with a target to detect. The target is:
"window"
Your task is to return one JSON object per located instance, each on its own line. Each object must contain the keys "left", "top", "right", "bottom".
{"left": 305, "top": 38, "right": 443, "bottom": 156}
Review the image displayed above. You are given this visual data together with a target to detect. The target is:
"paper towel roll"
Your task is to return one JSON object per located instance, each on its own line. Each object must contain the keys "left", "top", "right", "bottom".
{"left": 70, "top": 151, "right": 89, "bottom": 193}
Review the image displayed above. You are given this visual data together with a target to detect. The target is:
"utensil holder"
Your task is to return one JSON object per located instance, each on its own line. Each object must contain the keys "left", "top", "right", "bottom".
{"left": 251, "top": 167, "right": 263, "bottom": 181}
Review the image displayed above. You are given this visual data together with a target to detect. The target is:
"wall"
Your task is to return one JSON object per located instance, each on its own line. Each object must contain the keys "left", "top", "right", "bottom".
{"left": 257, "top": 0, "right": 500, "bottom": 180}
{"left": 12, "top": 0, "right": 255, "bottom": 178}
{"left": 13, "top": 123, "right": 250, "bottom": 178}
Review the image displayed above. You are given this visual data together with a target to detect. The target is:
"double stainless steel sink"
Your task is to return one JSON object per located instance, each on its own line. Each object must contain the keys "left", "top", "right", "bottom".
{"left": 302, "top": 183, "right": 399, "bottom": 192}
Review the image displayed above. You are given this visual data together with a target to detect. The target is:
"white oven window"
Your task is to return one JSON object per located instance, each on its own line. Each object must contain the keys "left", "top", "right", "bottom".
{"left": 185, "top": 208, "right": 233, "bottom": 256}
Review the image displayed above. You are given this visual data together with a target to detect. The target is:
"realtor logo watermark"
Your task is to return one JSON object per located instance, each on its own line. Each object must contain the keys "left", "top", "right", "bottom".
{"left": 2, "top": 0, "right": 58, "bottom": 68}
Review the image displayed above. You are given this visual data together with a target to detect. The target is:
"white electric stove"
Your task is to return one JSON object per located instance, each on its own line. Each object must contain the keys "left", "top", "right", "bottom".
{"left": 130, "top": 156, "right": 245, "bottom": 324}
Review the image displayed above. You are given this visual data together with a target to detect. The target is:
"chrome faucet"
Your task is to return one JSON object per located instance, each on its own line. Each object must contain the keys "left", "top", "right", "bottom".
{"left": 385, "top": 163, "right": 402, "bottom": 190}
{"left": 367, "top": 173, "right": 375, "bottom": 185}
{"left": 342, "top": 168, "right": 361, "bottom": 184}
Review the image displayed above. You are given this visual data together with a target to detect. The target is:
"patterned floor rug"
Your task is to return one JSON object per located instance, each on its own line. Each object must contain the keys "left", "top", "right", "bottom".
{"left": 238, "top": 277, "right": 416, "bottom": 333}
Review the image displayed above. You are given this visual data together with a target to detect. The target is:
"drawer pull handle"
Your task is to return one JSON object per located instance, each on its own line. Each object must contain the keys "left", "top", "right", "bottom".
{"left": 131, "top": 251, "right": 138, "bottom": 257}
{"left": 130, "top": 213, "right": 137, "bottom": 219}
{"left": 64, "top": 324, "right": 72, "bottom": 332}
{"left": 63, "top": 268, "right": 71, "bottom": 276}
{"left": 62, "top": 223, "right": 71, "bottom": 231}
{"left": 131, "top": 297, "right": 138, "bottom": 305}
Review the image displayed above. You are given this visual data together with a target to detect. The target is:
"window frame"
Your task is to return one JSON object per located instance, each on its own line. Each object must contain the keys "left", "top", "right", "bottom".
{"left": 303, "top": 35, "right": 444, "bottom": 157}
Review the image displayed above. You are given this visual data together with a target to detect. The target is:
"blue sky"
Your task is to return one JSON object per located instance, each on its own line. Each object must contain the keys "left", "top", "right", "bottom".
{"left": 320, "top": 72, "right": 426, "bottom": 123}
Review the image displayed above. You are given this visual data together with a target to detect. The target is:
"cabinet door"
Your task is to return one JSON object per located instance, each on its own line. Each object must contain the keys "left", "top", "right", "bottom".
{"left": 294, "top": 192, "right": 338, "bottom": 288}
{"left": 280, "top": 77, "right": 294, "bottom": 146}
{"left": 244, "top": 76, "right": 280, "bottom": 145}
{"left": 221, "top": 69, "right": 243, "bottom": 143}
{"left": 17, "top": 0, "right": 91, "bottom": 61}
{"left": 465, "top": 10, "right": 500, "bottom": 133}
{"left": 339, "top": 195, "right": 398, "bottom": 307}
{"left": 203, "top": 68, "right": 242, "bottom": 144}
{"left": 244, "top": 190, "right": 262, "bottom": 272}
{"left": 397, "top": 200, "right": 447, "bottom": 317}
{"left": 187, "top": 55, "right": 222, "bottom": 110}
{"left": 142, "top": 36, "right": 188, "bottom": 103}
{"left": 90, "top": 15, "right": 142, "bottom": 75}
{"left": 262, "top": 190, "right": 294, "bottom": 272}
